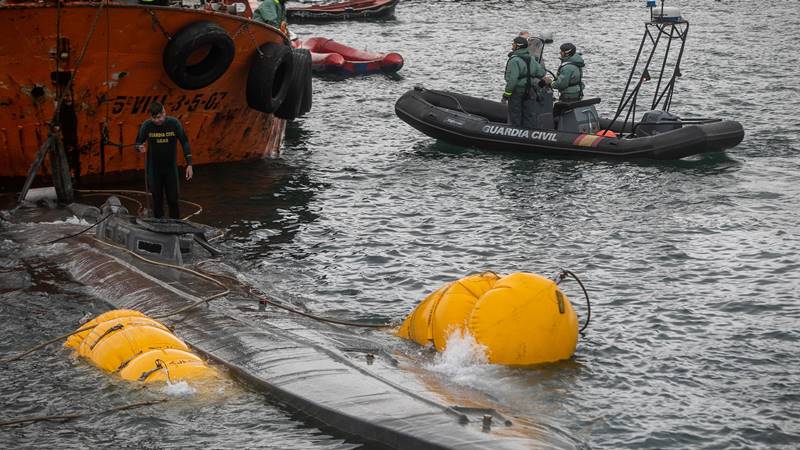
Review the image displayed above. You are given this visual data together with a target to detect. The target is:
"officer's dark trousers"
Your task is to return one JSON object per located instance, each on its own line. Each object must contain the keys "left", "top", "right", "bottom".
{"left": 507, "top": 94, "right": 537, "bottom": 129}
{"left": 149, "top": 168, "right": 180, "bottom": 219}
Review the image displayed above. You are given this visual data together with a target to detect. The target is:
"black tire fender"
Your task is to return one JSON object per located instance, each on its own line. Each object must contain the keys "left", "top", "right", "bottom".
{"left": 299, "top": 54, "right": 313, "bottom": 116}
{"left": 163, "top": 21, "right": 235, "bottom": 90}
{"left": 275, "top": 48, "right": 312, "bottom": 120}
{"left": 246, "top": 43, "right": 294, "bottom": 114}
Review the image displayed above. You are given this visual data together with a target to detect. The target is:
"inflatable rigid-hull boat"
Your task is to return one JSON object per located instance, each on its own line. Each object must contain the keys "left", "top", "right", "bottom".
{"left": 395, "top": 87, "right": 745, "bottom": 160}
{"left": 2, "top": 205, "right": 579, "bottom": 450}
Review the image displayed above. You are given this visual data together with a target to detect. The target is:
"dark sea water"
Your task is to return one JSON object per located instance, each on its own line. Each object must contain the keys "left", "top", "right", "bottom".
{"left": 2, "top": 0, "right": 799, "bottom": 448}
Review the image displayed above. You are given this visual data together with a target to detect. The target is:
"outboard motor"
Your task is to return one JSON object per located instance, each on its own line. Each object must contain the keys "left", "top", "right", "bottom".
{"left": 635, "top": 110, "right": 682, "bottom": 136}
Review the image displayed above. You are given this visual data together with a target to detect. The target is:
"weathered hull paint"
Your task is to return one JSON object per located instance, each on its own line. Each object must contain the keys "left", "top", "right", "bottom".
{"left": 0, "top": 4, "right": 287, "bottom": 180}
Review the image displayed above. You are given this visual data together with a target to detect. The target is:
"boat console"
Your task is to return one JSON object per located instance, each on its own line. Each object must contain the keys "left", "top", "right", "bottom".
{"left": 553, "top": 98, "right": 602, "bottom": 134}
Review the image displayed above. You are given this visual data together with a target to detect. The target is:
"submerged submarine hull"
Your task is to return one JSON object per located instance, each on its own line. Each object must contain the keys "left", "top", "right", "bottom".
{"left": 4, "top": 213, "right": 578, "bottom": 450}
{"left": 395, "top": 87, "right": 745, "bottom": 160}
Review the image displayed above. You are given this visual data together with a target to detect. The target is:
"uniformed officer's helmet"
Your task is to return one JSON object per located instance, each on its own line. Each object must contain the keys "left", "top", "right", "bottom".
{"left": 560, "top": 43, "right": 577, "bottom": 56}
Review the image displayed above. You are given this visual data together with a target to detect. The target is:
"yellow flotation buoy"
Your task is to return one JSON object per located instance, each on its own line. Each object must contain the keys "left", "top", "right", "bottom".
{"left": 397, "top": 272, "right": 579, "bottom": 365}
{"left": 76, "top": 316, "right": 175, "bottom": 357}
{"left": 67, "top": 309, "right": 217, "bottom": 383}
{"left": 430, "top": 272, "right": 500, "bottom": 351}
{"left": 396, "top": 283, "right": 449, "bottom": 346}
{"left": 65, "top": 309, "right": 147, "bottom": 349}
{"left": 85, "top": 325, "right": 189, "bottom": 373}
{"left": 118, "top": 348, "right": 218, "bottom": 383}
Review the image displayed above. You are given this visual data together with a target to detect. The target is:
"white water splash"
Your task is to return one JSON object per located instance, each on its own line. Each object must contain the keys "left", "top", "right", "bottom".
{"left": 160, "top": 380, "right": 197, "bottom": 397}
{"left": 422, "top": 330, "right": 526, "bottom": 401}
{"left": 425, "top": 328, "right": 490, "bottom": 384}
{"left": 64, "top": 216, "right": 93, "bottom": 226}
{"left": 34, "top": 216, "right": 93, "bottom": 226}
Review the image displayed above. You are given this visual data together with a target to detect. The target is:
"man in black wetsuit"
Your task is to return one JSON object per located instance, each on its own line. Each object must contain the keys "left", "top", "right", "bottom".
{"left": 135, "top": 101, "right": 193, "bottom": 219}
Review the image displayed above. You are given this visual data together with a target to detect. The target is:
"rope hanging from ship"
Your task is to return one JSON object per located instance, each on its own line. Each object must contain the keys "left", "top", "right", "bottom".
{"left": 52, "top": 0, "right": 106, "bottom": 130}
{"left": 16, "top": 0, "right": 106, "bottom": 206}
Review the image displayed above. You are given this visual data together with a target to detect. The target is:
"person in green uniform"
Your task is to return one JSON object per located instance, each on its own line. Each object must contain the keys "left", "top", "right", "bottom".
{"left": 503, "top": 36, "right": 546, "bottom": 128}
{"left": 135, "top": 102, "right": 193, "bottom": 220}
{"left": 549, "top": 43, "right": 585, "bottom": 102}
{"left": 252, "top": 0, "right": 286, "bottom": 28}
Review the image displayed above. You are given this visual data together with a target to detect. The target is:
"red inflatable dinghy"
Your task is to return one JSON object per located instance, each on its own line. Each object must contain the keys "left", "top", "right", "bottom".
{"left": 286, "top": 0, "right": 399, "bottom": 21}
{"left": 294, "top": 37, "right": 403, "bottom": 76}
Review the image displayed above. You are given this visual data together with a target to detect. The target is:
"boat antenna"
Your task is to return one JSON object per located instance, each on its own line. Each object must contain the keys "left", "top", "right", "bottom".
{"left": 605, "top": 0, "right": 689, "bottom": 135}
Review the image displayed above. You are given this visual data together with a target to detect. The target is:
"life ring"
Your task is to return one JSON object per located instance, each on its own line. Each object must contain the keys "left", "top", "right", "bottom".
{"left": 163, "top": 22, "right": 235, "bottom": 90}
{"left": 275, "top": 48, "right": 312, "bottom": 120}
{"left": 246, "top": 43, "right": 294, "bottom": 114}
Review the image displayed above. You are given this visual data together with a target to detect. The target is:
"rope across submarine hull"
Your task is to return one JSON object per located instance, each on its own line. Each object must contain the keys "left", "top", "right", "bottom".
{"left": 395, "top": 87, "right": 744, "bottom": 160}
{"left": 5, "top": 211, "right": 579, "bottom": 450}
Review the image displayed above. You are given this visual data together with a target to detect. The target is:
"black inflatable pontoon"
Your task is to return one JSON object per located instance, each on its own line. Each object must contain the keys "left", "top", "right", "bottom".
{"left": 396, "top": 5, "right": 745, "bottom": 160}
{"left": 395, "top": 87, "right": 744, "bottom": 160}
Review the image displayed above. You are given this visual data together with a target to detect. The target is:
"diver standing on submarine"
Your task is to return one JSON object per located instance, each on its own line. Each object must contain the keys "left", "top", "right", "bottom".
{"left": 135, "top": 101, "right": 193, "bottom": 220}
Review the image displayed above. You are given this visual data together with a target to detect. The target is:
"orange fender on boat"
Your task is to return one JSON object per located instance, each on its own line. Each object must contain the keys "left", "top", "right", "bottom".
{"left": 596, "top": 129, "right": 618, "bottom": 137}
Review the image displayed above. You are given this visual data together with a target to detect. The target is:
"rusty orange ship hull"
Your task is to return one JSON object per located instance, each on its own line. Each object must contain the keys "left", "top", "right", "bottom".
{"left": 0, "top": 3, "right": 288, "bottom": 182}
